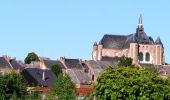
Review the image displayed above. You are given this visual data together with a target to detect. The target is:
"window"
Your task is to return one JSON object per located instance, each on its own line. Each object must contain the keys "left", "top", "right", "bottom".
{"left": 138, "top": 52, "right": 143, "bottom": 61}
{"left": 145, "top": 53, "right": 150, "bottom": 61}
{"left": 92, "top": 75, "right": 94, "bottom": 81}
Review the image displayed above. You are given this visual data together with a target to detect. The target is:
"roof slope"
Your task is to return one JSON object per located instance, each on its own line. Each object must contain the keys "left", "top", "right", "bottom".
{"left": 21, "top": 68, "right": 56, "bottom": 87}
{"left": 100, "top": 32, "right": 155, "bottom": 50}
{"left": 65, "top": 59, "right": 82, "bottom": 69}
{"left": 10, "top": 59, "right": 25, "bottom": 71}
{"left": 43, "top": 60, "right": 65, "bottom": 69}
{"left": 0, "top": 57, "right": 12, "bottom": 68}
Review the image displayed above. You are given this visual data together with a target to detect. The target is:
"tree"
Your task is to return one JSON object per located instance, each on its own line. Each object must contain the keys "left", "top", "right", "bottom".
{"left": 51, "top": 65, "right": 62, "bottom": 77}
{"left": 54, "top": 74, "right": 76, "bottom": 100}
{"left": 0, "top": 72, "right": 28, "bottom": 100}
{"left": 117, "top": 55, "right": 133, "bottom": 67}
{"left": 94, "top": 66, "right": 170, "bottom": 100}
{"left": 24, "top": 52, "right": 39, "bottom": 64}
{"left": 27, "top": 91, "right": 41, "bottom": 100}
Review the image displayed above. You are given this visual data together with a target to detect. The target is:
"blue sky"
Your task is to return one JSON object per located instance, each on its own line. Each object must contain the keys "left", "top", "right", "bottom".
{"left": 0, "top": 0, "right": 169, "bottom": 63}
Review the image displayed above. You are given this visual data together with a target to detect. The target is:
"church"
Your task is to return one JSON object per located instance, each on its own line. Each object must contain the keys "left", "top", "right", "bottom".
{"left": 92, "top": 15, "right": 164, "bottom": 65}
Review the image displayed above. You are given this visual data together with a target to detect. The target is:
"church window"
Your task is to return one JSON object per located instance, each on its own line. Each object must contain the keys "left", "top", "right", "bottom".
{"left": 139, "top": 52, "right": 143, "bottom": 61}
{"left": 145, "top": 53, "right": 150, "bottom": 61}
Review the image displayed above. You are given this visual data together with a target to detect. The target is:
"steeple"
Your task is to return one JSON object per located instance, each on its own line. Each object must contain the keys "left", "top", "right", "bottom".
{"left": 136, "top": 14, "right": 144, "bottom": 32}
{"left": 138, "top": 14, "right": 143, "bottom": 29}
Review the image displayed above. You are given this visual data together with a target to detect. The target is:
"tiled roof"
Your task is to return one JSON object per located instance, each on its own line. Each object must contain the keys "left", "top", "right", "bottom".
{"left": 100, "top": 30, "right": 155, "bottom": 50}
{"left": 10, "top": 59, "right": 25, "bottom": 71}
{"left": 155, "top": 37, "right": 164, "bottom": 48}
{"left": 100, "top": 34, "right": 128, "bottom": 49}
{"left": 21, "top": 68, "right": 56, "bottom": 87}
{"left": 43, "top": 60, "right": 65, "bottom": 69}
{"left": 86, "top": 60, "right": 112, "bottom": 77}
{"left": 67, "top": 69, "right": 91, "bottom": 84}
{"left": 0, "top": 57, "right": 12, "bottom": 68}
{"left": 65, "top": 59, "right": 82, "bottom": 69}
{"left": 134, "top": 31, "right": 154, "bottom": 44}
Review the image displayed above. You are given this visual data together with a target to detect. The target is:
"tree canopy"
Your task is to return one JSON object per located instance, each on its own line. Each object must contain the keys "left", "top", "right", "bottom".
{"left": 24, "top": 52, "right": 39, "bottom": 64}
{"left": 94, "top": 66, "right": 170, "bottom": 100}
{"left": 117, "top": 55, "right": 133, "bottom": 67}
{"left": 54, "top": 74, "right": 76, "bottom": 100}
{"left": 0, "top": 72, "right": 28, "bottom": 100}
{"left": 51, "top": 65, "right": 62, "bottom": 77}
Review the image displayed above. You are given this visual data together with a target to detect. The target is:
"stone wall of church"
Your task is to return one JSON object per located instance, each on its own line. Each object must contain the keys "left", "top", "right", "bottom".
{"left": 92, "top": 43, "right": 164, "bottom": 65}
{"left": 92, "top": 44, "right": 129, "bottom": 60}
{"left": 102, "top": 48, "right": 129, "bottom": 58}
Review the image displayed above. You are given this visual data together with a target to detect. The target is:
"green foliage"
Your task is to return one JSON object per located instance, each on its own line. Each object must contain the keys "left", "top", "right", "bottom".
{"left": 46, "top": 93, "right": 57, "bottom": 100}
{"left": 27, "top": 91, "right": 41, "bottom": 100}
{"left": 51, "top": 65, "right": 62, "bottom": 77}
{"left": 94, "top": 66, "right": 170, "bottom": 100}
{"left": 0, "top": 72, "right": 28, "bottom": 100}
{"left": 9, "top": 91, "right": 17, "bottom": 100}
{"left": 24, "top": 52, "right": 39, "bottom": 64}
{"left": 54, "top": 74, "right": 76, "bottom": 100}
{"left": 117, "top": 55, "right": 133, "bottom": 67}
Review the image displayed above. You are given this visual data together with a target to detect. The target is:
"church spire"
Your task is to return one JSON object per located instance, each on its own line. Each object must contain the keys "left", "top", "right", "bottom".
{"left": 138, "top": 14, "right": 143, "bottom": 28}
{"left": 137, "top": 14, "right": 144, "bottom": 32}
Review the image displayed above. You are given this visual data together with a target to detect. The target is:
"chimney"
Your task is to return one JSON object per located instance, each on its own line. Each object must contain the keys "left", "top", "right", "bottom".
{"left": 42, "top": 71, "right": 45, "bottom": 81}
{"left": 60, "top": 57, "right": 65, "bottom": 63}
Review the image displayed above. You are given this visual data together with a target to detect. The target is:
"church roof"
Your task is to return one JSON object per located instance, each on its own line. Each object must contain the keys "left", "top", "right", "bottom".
{"left": 100, "top": 34, "right": 128, "bottom": 49}
{"left": 99, "top": 15, "right": 159, "bottom": 50}
{"left": 155, "top": 37, "right": 163, "bottom": 45}
{"left": 100, "top": 33, "right": 154, "bottom": 50}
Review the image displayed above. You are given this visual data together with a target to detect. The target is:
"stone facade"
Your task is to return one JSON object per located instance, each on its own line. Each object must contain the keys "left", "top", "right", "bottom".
{"left": 92, "top": 15, "right": 164, "bottom": 65}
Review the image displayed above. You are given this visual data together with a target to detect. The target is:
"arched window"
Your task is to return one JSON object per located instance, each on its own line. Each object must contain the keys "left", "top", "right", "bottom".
{"left": 138, "top": 52, "right": 143, "bottom": 61}
{"left": 145, "top": 53, "right": 150, "bottom": 61}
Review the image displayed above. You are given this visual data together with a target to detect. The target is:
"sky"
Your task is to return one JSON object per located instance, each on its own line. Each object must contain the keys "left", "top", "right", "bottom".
{"left": 0, "top": 0, "right": 169, "bottom": 63}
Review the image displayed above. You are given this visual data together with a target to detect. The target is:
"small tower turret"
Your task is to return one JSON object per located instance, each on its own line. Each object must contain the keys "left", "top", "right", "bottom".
{"left": 93, "top": 42, "right": 98, "bottom": 51}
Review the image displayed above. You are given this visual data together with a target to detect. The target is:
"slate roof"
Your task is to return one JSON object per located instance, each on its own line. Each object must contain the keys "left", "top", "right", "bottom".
{"left": 155, "top": 37, "right": 164, "bottom": 48}
{"left": 67, "top": 69, "right": 91, "bottom": 84}
{"left": 101, "top": 56, "right": 119, "bottom": 65}
{"left": 99, "top": 25, "right": 160, "bottom": 50}
{"left": 64, "top": 59, "right": 83, "bottom": 69}
{"left": 0, "top": 57, "right": 12, "bottom": 68}
{"left": 43, "top": 60, "right": 65, "bottom": 69}
{"left": 21, "top": 68, "right": 56, "bottom": 87}
{"left": 86, "top": 60, "right": 112, "bottom": 77}
{"left": 10, "top": 59, "right": 25, "bottom": 71}
{"left": 155, "top": 37, "right": 162, "bottom": 44}
{"left": 100, "top": 34, "right": 129, "bottom": 49}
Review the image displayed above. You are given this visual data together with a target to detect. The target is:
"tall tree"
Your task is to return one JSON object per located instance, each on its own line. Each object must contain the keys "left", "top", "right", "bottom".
{"left": 94, "top": 66, "right": 170, "bottom": 100}
{"left": 24, "top": 52, "right": 39, "bottom": 64}
{"left": 54, "top": 74, "right": 76, "bottom": 100}
{"left": 0, "top": 72, "right": 28, "bottom": 100}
